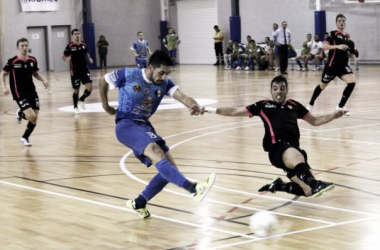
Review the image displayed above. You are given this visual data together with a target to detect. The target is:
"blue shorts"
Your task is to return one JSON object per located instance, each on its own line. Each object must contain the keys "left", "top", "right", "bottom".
{"left": 168, "top": 49, "right": 177, "bottom": 58}
{"left": 115, "top": 119, "right": 169, "bottom": 167}
{"left": 136, "top": 59, "right": 147, "bottom": 68}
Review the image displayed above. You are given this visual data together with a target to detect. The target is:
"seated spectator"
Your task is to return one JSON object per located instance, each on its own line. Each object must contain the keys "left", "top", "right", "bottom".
{"left": 224, "top": 40, "right": 233, "bottom": 70}
{"left": 260, "top": 37, "right": 275, "bottom": 70}
{"left": 306, "top": 34, "right": 324, "bottom": 71}
{"left": 241, "top": 39, "right": 259, "bottom": 70}
{"left": 295, "top": 33, "right": 312, "bottom": 71}
{"left": 227, "top": 41, "right": 245, "bottom": 70}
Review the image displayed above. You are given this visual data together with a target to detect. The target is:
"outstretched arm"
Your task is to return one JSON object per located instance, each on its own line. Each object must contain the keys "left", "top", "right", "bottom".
{"left": 304, "top": 110, "right": 346, "bottom": 126}
{"left": 98, "top": 76, "right": 116, "bottom": 115}
{"left": 206, "top": 106, "right": 248, "bottom": 117}
{"left": 172, "top": 89, "right": 204, "bottom": 115}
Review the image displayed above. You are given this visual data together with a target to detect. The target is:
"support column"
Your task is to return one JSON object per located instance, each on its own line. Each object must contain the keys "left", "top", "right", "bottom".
{"left": 230, "top": 0, "right": 241, "bottom": 43}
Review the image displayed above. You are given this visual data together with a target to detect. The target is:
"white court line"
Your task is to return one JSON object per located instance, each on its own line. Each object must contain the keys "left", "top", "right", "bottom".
{"left": 0, "top": 180, "right": 257, "bottom": 240}
{"left": 208, "top": 216, "right": 376, "bottom": 250}
{"left": 300, "top": 122, "right": 380, "bottom": 135}
{"left": 120, "top": 121, "right": 379, "bottom": 217}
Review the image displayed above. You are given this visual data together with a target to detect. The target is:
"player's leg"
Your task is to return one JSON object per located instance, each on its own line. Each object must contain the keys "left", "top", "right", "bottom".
{"left": 337, "top": 72, "right": 356, "bottom": 115}
{"left": 117, "top": 120, "right": 215, "bottom": 218}
{"left": 79, "top": 72, "right": 93, "bottom": 110}
{"left": 18, "top": 95, "right": 39, "bottom": 146}
{"left": 71, "top": 76, "right": 81, "bottom": 113}
{"left": 282, "top": 148, "right": 334, "bottom": 197}
{"left": 307, "top": 66, "right": 335, "bottom": 111}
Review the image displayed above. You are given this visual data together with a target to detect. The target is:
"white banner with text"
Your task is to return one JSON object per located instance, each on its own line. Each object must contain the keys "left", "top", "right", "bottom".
{"left": 20, "top": 0, "right": 60, "bottom": 12}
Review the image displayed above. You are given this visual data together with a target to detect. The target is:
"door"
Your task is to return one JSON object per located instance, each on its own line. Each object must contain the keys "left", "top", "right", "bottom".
{"left": 52, "top": 26, "right": 70, "bottom": 71}
{"left": 27, "top": 27, "right": 48, "bottom": 72}
{"left": 177, "top": 0, "right": 217, "bottom": 64}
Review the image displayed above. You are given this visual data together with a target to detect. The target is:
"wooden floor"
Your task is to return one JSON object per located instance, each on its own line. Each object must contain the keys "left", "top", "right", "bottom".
{"left": 0, "top": 65, "right": 379, "bottom": 250}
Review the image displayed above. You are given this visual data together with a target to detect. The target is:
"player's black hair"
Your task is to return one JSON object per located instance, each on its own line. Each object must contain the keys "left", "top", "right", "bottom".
{"left": 137, "top": 31, "right": 143, "bottom": 36}
{"left": 336, "top": 13, "right": 346, "bottom": 22}
{"left": 271, "top": 75, "right": 288, "bottom": 88}
{"left": 214, "top": 25, "right": 219, "bottom": 29}
{"left": 149, "top": 50, "right": 172, "bottom": 68}
{"left": 71, "top": 29, "right": 79, "bottom": 35}
{"left": 16, "top": 38, "right": 28, "bottom": 47}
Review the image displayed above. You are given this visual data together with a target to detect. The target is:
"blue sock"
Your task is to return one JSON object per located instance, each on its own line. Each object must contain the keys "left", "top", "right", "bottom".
{"left": 141, "top": 173, "right": 169, "bottom": 202}
{"left": 155, "top": 159, "right": 192, "bottom": 190}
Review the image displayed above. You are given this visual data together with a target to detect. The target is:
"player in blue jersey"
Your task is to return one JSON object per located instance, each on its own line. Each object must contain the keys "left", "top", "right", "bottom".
{"left": 99, "top": 50, "right": 216, "bottom": 218}
{"left": 130, "top": 32, "right": 153, "bottom": 68}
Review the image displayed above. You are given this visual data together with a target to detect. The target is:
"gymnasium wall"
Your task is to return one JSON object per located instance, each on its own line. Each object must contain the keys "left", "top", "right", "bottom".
{"left": 0, "top": 0, "right": 82, "bottom": 70}
{"left": 1, "top": 0, "right": 379, "bottom": 70}
{"left": 91, "top": 0, "right": 161, "bottom": 67}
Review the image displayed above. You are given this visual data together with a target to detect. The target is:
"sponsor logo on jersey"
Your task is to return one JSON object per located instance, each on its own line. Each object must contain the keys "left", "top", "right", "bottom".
{"left": 155, "top": 90, "right": 162, "bottom": 98}
{"left": 133, "top": 84, "right": 141, "bottom": 92}
{"left": 30, "top": 62, "right": 34, "bottom": 67}
{"left": 287, "top": 105, "right": 293, "bottom": 109}
{"left": 14, "top": 64, "right": 22, "bottom": 68}
{"left": 265, "top": 102, "right": 277, "bottom": 108}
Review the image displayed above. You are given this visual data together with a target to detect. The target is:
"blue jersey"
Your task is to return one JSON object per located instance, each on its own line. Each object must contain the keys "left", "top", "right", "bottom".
{"left": 105, "top": 68, "right": 177, "bottom": 122}
{"left": 132, "top": 40, "right": 150, "bottom": 61}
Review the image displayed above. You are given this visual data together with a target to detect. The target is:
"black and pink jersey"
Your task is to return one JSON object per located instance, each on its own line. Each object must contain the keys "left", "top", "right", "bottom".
{"left": 324, "top": 30, "right": 351, "bottom": 67}
{"left": 63, "top": 41, "right": 89, "bottom": 74}
{"left": 245, "top": 99, "right": 310, "bottom": 151}
{"left": 2, "top": 56, "right": 39, "bottom": 100}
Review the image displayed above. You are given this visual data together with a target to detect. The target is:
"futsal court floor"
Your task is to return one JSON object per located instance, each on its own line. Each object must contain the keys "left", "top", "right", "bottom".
{"left": 0, "top": 65, "right": 379, "bottom": 249}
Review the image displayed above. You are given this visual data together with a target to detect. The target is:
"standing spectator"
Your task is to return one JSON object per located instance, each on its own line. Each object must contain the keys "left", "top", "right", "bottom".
{"left": 271, "top": 23, "right": 280, "bottom": 71}
{"left": 0, "top": 38, "right": 48, "bottom": 146}
{"left": 163, "top": 28, "right": 181, "bottom": 71}
{"left": 130, "top": 32, "right": 153, "bottom": 69}
{"left": 213, "top": 25, "right": 225, "bottom": 66}
{"left": 97, "top": 35, "right": 109, "bottom": 69}
{"left": 272, "top": 21, "right": 291, "bottom": 75}
{"left": 62, "top": 29, "right": 93, "bottom": 114}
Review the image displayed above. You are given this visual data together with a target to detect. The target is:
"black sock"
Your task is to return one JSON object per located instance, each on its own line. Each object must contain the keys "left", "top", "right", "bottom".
{"left": 282, "top": 182, "right": 306, "bottom": 196}
{"left": 73, "top": 93, "right": 79, "bottom": 108}
{"left": 309, "top": 85, "right": 323, "bottom": 106}
{"left": 79, "top": 89, "right": 92, "bottom": 102}
{"left": 338, "top": 83, "right": 356, "bottom": 108}
{"left": 19, "top": 110, "right": 27, "bottom": 120}
{"left": 134, "top": 194, "right": 147, "bottom": 209}
{"left": 183, "top": 181, "right": 196, "bottom": 193}
{"left": 294, "top": 163, "right": 317, "bottom": 187}
{"left": 22, "top": 122, "right": 36, "bottom": 139}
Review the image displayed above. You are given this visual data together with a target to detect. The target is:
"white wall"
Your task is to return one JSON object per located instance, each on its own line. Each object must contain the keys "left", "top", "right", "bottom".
{"left": 91, "top": 0, "right": 162, "bottom": 67}
{"left": 0, "top": 0, "right": 82, "bottom": 70}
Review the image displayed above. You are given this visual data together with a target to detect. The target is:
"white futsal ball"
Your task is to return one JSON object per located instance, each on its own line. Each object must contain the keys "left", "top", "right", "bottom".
{"left": 249, "top": 211, "right": 278, "bottom": 237}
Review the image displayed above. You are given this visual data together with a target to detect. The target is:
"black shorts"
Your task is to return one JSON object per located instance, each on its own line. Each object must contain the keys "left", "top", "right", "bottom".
{"left": 321, "top": 63, "right": 353, "bottom": 84}
{"left": 15, "top": 93, "right": 40, "bottom": 111}
{"left": 71, "top": 69, "right": 92, "bottom": 89}
{"left": 268, "top": 141, "right": 308, "bottom": 179}
{"left": 214, "top": 43, "right": 223, "bottom": 55}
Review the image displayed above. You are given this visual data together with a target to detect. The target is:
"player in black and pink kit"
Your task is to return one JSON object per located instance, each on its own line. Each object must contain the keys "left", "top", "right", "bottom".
{"left": 0, "top": 38, "right": 48, "bottom": 146}
{"left": 307, "top": 13, "right": 358, "bottom": 116}
{"left": 205, "top": 75, "right": 347, "bottom": 198}
{"left": 62, "top": 29, "right": 93, "bottom": 114}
